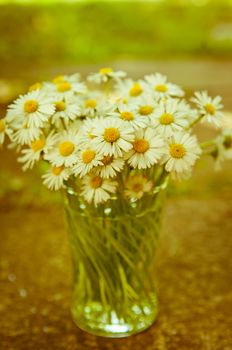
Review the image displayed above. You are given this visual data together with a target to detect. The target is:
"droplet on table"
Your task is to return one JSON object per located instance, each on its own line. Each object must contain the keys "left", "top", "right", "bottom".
{"left": 8, "top": 273, "right": 16, "bottom": 282}
{"left": 18, "top": 288, "right": 27, "bottom": 298}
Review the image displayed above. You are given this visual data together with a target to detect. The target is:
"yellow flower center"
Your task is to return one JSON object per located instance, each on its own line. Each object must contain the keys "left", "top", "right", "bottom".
{"left": 169, "top": 143, "right": 186, "bottom": 159}
{"left": 99, "top": 67, "right": 113, "bottom": 75}
{"left": 52, "top": 165, "right": 64, "bottom": 176}
{"left": 116, "top": 97, "right": 127, "bottom": 104}
{"left": 82, "top": 149, "right": 96, "bottom": 164}
{"left": 102, "top": 155, "right": 113, "bottom": 165}
{"left": 204, "top": 103, "right": 216, "bottom": 115}
{"left": 0, "top": 119, "right": 5, "bottom": 132}
{"left": 87, "top": 130, "right": 95, "bottom": 139}
{"left": 31, "top": 139, "right": 45, "bottom": 152}
{"left": 133, "top": 139, "right": 149, "bottom": 153}
{"left": 129, "top": 83, "right": 143, "bottom": 97}
{"left": 139, "top": 105, "right": 153, "bottom": 116}
{"left": 28, "top": 82, "right": 42, "bottom": 92}
{"left": 24, "top": 100, "right": 38, "bottom": 113}
{"left": 132, "top": 183, "right": 143, "bottom": 192}
{"left": 155, "top": 84, "right": 168, "bottom": 93}
{"left": 55, "top": 101, "right": 66, "bottom": 112}
{"left": 85, "top": 99, "right": 97, "bottom": 109}
{"left": 57, "top": 82, "right": 71, "bottom": 92}
{"left": 90, "top": 176, "right": 103, "bottom": 189}
{"left": 104, "top": 127, "right": 120, "bottom": 143}
{"left": 159, "top": 113, "right": 174, "bottom": 125}
{"left": 120, "top": 111, "right": 134, "bottom": 121}
{"left": 53, "top": 75, "right": 65, "bottom": 84}
{"left": 59, "top": 141, "right": 74, "bottom": 156}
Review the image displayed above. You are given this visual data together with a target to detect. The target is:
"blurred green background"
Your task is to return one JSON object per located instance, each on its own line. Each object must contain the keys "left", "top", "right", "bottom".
{"left": 1, "top": 0, "right": 232, "bottom": 71}
{"left": 0, "top": 0, "right": 232, "bottom": 103}
{"left": 0, "top": 0, "right": 232, "bottom": 99}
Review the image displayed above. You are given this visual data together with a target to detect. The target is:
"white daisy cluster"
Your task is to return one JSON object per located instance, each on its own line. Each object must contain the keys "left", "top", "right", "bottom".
{"left": 1, "top": 68, "right": 230, "bottom": 206}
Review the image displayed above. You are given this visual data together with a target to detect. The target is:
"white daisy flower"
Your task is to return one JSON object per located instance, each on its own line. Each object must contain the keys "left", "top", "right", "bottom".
{"left": 78, "top": 117, "right": 100, "bottom": 146}
{"left": 134, "top": 95, "right": 158, "bottom": 122}
{"left": 12, "top": 124, "right": 42, "bottom": 146}
{"left": 81, "top": 97, "right": 116, "bottom": 118}
{"left": 115, "top": 78, "right": 147, "bottom": 99}
{"left": 4, "top": 109, "right": 22, "bottom": 130}
{"left": 44, "top": 130, "right": 79, "bottom": 167}
{"left": 95, "top": 100, "right": 117, "bottom": 118}
{"left": 18, "top": 133, "right": 55, "bottom": 170}
{"left": 92, "top": 117, "right": 134, "bottom": 157}
{"left": 88, "top": 67, "right": 126, "bottom": 84}
{"left": 177, "top": 99, "right": 197, "bottom": 124}
{"left": 125, "top": 128, "right": 165, "bottom": 169}
{"left": 68, "top": 119, "right": 83, "bottom": 134}
{"left": 191, "top": 91, "right": 223, "bottom": 127}
{"left": 45, "top": 78, "right": 86, "bottom": 99}
{"left": 96, "top": 155, "right": 125, "bottom": 178}
{"left": 3, "top": 69, "right": 228, "bottom": 199}
{"left": 152, "top": 99, "right": 189, "bottom": 137}
{"left": 42, "top": 165, "right": 71, "bottom": 191}
{"left": 52, "top": 96, "right": 81, "bottom": 124}
{"left": 0, "top": 118, "right": 13, "bottom": 145}
{"left": 73, "top": 147, "right": 103, "bottom": 178}
{"left": 170, "top": 169, "right": 193, "bottom": 181}
{"left": 124, "top": 174, "right": 153, "bottom": 199}
{"left": 214, "top": 129, "right": 232, "bottom": 170}
{"left": 145, "top": 73, "right": 184, "bottom": 99}
{"left": 162, "top": 132, "right": 201, "bottom": 173}
{"left": 81, "top": 174, "right": 117, "bottom": 206}
{"left": 28, "top": 82, "right": 43, "bottom": 92}
{"left": 81, "top": 96, "right": 99, "bottom": 118}
{"left": 52, "top": 73, "right": 81, "bottom": 84}
{"left": 7, "top": 90, "right": 55, "bottom": 128}
{"left": 113, "top": 103, "right": 147, "bottom": 130}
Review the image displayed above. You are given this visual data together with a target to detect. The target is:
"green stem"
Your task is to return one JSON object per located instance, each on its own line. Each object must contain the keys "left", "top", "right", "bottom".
{"left": 104, "top": 79, "right": 111, "bottom": 97}
{"left": 200, "top": 139, "right": 216, "bottom": 149}
{"left": 187, "top": 114, "right": 204, "bottom": 130}
{"left": 65, "top": 184, "right": 164, "bottom": 325}
{"left": 200, "top": 139, "right": 218, "bottom": 156}
{"left": 61, "top": 118, "right": 67, "bottom": 130}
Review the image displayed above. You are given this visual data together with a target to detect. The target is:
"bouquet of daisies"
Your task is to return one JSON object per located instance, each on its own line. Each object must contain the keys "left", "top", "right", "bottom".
{"left": 1, "top": 68, "right": 231, "bottom": 207}
{"left": 2, "top": 68, "right": 232, "bottom": 337}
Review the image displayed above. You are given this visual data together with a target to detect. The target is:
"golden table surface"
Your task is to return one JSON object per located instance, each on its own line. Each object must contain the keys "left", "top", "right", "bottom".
{"left": 1, "top": 146, "right": 232, "bottom": 350}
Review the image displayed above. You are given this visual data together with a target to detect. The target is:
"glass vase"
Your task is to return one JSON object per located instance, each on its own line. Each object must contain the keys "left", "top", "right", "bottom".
{"left": 64, "top": 184, "right": 166, "bottom": 338}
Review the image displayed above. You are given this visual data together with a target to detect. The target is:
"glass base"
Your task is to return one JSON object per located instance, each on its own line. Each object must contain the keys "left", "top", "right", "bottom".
{"left": 71, "top": 297, "right": 158, "bottom": 338}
